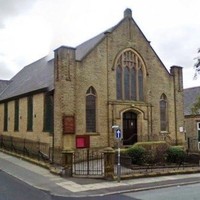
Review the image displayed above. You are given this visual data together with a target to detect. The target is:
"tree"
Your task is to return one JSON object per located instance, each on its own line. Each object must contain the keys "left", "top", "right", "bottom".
{"left": 194, "top": 48, "right": 200, "bottom": 79}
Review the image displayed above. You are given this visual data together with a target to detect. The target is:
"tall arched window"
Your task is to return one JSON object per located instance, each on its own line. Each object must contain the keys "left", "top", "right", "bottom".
{"left": 138, "top": 68, "right": 144, "bottom": 101}
{"left": 160, "top": 94, "right": 168, "bottom": 131}
{"left": 86, "top": 87, "right": 96, "bottom": 132}
{"left": 124, "top": 67, "right": 130, "bottom": 100}
{"left": 115, "top": 49, "right": 145, "bottom": 101}
{"left": 116, "top": 66, "right": 122, "bottom": 100}
{"left": 130, "top": 67, "right": 136, "bottom": 100}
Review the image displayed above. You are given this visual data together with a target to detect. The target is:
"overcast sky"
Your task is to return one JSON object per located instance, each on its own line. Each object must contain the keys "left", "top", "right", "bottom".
{"left": 0, "top": 0, "right": 200, "bottom": 88}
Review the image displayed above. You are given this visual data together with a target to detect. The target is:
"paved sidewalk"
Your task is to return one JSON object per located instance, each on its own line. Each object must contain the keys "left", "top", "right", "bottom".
{"left": 1, "top": 151, "right": 200, "bottom": 198}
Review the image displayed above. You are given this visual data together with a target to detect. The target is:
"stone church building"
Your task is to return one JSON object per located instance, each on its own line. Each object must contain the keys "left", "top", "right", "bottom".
{"left": 0, "top": 8, "right": 185, "bottom": 155}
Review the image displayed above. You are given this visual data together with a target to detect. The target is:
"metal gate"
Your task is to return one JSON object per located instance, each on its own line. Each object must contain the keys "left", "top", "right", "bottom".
{"left": 73, "top": 148, "right": 104, "bottom": 177}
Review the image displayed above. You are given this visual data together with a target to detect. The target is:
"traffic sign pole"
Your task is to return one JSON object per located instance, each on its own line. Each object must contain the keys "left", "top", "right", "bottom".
{"left": 117, "top": 139, "right": 121, "bottom": 182}
{"left": 112, "top": 125, "right": 122, "bottom": 182}
{"left": 115, "top": 128, "right": 121, "bottom": 182}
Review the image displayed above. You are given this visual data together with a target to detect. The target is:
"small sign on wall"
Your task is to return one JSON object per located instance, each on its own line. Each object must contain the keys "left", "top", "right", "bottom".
{"left": 179, "top": 126, "right": 184, "bottom": 133}
{"left": 63, "top": 116, "right": 75, "bottom": 134}
{"left": 76, "top": 135, "right": 90, "bottom": 148}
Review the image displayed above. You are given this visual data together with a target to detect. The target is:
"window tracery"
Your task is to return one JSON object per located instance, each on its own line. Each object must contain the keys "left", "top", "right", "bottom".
{"left": 116, "top": 49, "right": 145, "bottom": 101}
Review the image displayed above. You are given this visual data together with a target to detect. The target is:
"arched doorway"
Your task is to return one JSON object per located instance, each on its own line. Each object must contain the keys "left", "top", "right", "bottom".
{"left": 123, "top": 111, "right": 137, "bottom": 145}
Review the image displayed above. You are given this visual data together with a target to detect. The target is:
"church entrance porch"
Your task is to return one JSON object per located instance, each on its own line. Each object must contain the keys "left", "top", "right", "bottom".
{"left": 122, "top": 111, "right": 137, "bottom": 145}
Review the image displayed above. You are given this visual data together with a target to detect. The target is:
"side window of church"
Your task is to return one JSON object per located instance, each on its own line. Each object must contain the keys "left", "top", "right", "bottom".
{"left": 3, "top": 102, "right": 8, "bottom": 131}
{"left": 27, "top": 96, "right": 33, "bottom": 131}
{"left": 160, "top": 94, "right": 168, "bottom": 131}
{"left": 116, "top": 50, "right": 144, "bottom": 101}
{"left": 43, "top": 93, "right": 54, "bottom": 133}
{"left": 86, "top": 87, "right": 96, "bottom": 132}
{"left": 14, "top": 99, "right": 19, "bottom": 132}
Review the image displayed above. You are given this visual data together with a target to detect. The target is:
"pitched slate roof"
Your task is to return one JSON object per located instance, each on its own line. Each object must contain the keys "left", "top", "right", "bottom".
{"left": 0, "top": 17, "right": 116, "bottom": 102}
{"left": 0, "top": 57, "right": 54, "bottom": 101}
{"left": 75, "top": 27, "right": 114, "bottom": 61}
{"left": 0, "top": 80, "right": 11, "bottom": 93}
{"left": 75, "top": 10, "right": 134, "bottom": 61}
{"left": 184, "top": 86, "right": 200, "bottom": 115}
{"left": 74, "top": 9, "right": 135, "bottom": 61}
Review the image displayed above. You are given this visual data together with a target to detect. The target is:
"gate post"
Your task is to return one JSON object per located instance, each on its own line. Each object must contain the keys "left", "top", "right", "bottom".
{"left": 62, "top": 149, "right": 74, "bottom": 177}
{"left": 103, "top": 147, "right": 115, "bottom": 180}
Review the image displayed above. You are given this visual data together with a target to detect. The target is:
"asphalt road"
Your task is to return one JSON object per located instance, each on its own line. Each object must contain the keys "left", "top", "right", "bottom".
{"left": 0, "top": 170, "right": 51, "bottom": 200}
{"left": 0, "top": 169, "right": 135, "bottom": 200}
{"left": 1, "top": 167, "right": 200, "bottom": 200}
{"left": 124, "top": 182, "right": 200, "bottom": 200}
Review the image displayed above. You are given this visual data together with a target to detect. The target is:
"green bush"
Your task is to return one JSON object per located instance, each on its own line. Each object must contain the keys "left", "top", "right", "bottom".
{"left": 166, "top": 146, "right": 186, "bottom": 163}
{"left": 126, "top": 145, "right": 146, "bottom": 165}
{"left": 134, "top": 141, "right": 169, "bottom": 151}
{"left": 134, "top": 141, "right": 169, "bottom": 164}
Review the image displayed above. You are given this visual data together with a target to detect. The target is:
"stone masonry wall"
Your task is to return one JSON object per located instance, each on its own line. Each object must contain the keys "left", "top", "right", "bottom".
{"left": 54, "top": 47, "right": 76, "bottom": 149}
{"left": 0, "top": 93, "right": 52, "bottom": 144}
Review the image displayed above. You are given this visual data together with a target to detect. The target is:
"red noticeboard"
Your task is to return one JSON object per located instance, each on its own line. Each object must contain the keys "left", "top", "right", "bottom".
{"left": 76, "top": 135, "right": 90, "bottom": 148}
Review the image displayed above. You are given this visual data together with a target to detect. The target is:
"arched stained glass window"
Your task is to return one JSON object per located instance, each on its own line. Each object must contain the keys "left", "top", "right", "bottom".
{"left": 115, "top": 49, "right": 145, "bottom": 101}
{"left": 138, "top": 68, "right": 143, "bottom": 101}
{"left": 86, "top": 87, "right": 96, "bottom": 132}
{"left": 160, "top": 94, "right": 168, "bottom": 131}
{"left": 116, "top": 66, "right": 122, "bottom": 100}
{"left": 131, "top": 67, "right": 136, "bottom": 100}
{"left": 124, "top": 67, "right": 130, "bottom": 100}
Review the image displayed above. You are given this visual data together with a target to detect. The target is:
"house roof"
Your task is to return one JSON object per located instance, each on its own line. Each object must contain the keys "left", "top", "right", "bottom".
{"left": 0, "top": 57, "right": 54, "bottom": 101}
{"left": 184, "top": 86, "right": 200, "bottom": 115}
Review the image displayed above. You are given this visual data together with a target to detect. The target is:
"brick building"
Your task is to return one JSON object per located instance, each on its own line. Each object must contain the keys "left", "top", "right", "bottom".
{"left": 0, "top": 8, "right": 185, "bottom": 157}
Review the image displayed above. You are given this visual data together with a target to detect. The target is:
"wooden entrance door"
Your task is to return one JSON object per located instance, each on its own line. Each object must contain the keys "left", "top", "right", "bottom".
{"left": 123, "top": 111, "right": 137, "bottom": 145}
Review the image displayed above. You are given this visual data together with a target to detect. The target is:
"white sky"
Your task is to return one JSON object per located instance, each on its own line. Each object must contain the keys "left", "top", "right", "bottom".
{"left": 0, "top": 0, "right": 200, "bottom": 88}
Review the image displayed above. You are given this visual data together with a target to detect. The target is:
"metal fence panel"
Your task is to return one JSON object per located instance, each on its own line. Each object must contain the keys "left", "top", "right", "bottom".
{"left": 0, "top": 135, "right": 51, "bottom": 162}
{"left": 73, "top": 148, "right": 104, "bottom": 177}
